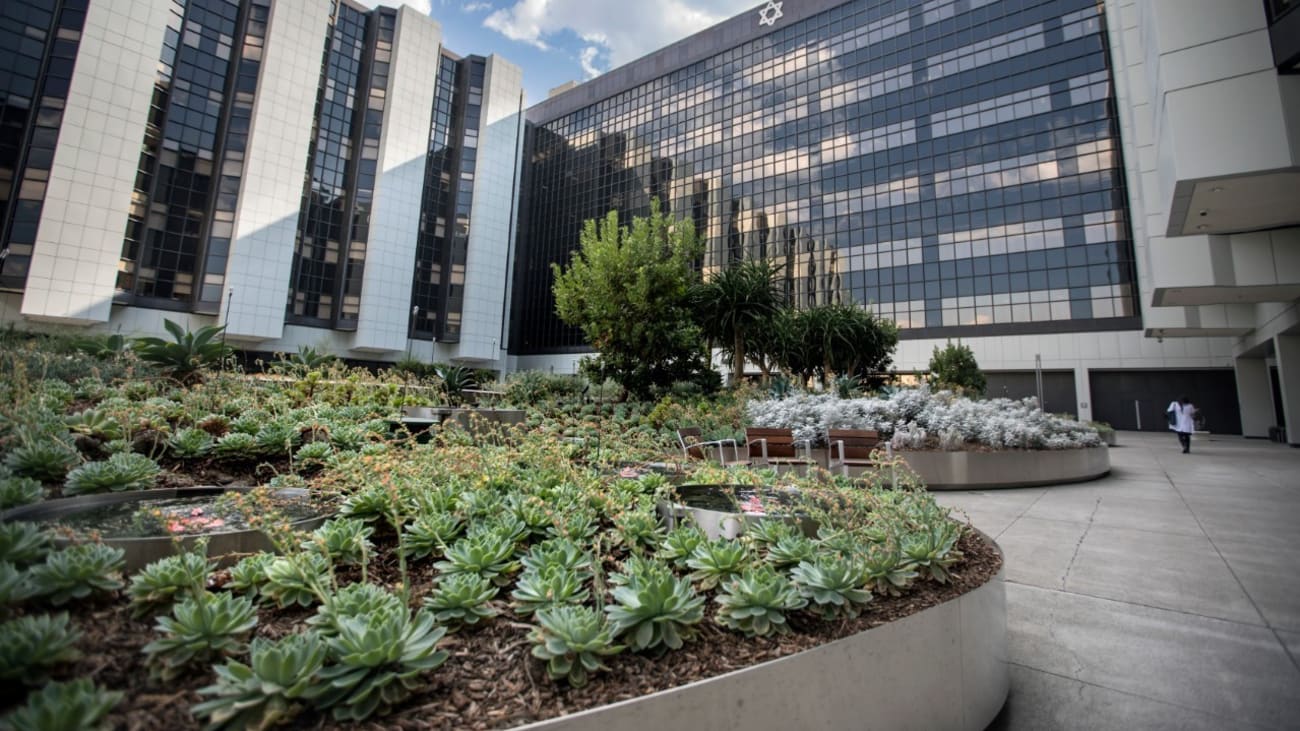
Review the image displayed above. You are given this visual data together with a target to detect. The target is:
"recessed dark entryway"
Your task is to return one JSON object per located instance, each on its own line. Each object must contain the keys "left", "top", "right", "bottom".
{"left": 1089, "top": 369, "right": 1242, "bottom": 434}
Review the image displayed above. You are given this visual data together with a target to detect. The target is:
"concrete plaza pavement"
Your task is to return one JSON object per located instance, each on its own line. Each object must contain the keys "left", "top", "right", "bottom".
{"left": 934, "top": 431, "right": 1300, "bottom": 730}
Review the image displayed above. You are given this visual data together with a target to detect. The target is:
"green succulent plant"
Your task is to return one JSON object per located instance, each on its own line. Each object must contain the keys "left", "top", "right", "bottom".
{"left": 434, "top": 532, "right": 520, "bottom": 586}
{"left": 127, "top": 550, "right": 215, "bottom": 618}
{"left": 789, "top": 555, "right": 873, "bottom": 620}
{"left": 304, "top": 518, "right": 373, "bottom": 567}
{"left": 0, "top": 678, "right": 122, "bottom": 731}
{"left": 132, "top": 319, "right": 231, "bottom": 383}
{"left": 656, "top": 524, "right": 706, "bottom": 568}
{"left": 399, "top": 511, "right": 464, "bottom": 559}
{"left": 606, "top": 561, "right": 705, "bottom": 652}
{"left": 902, "top": 522, "right": 964, "bottom": 584}
{"left": 225, "top": 552, "right": 275, "bottom": 598}
{"left": 0, "top": 612, "right": 82, "bottom": 685}
{"left": 262, "top": 552, "right": 331, "bottom": 608}
{"left": 314, "top": 607, "right": 449, "bottom": 722}
{"left": 308, "top": 582, "right": 404, "bottom": 637}
{"left": 254, "top": 421, "right": 301, "bottom": 457}
{"left": 510, "top": 566, "right": 589, "bottom": 616}
{"left": 423, "top": 572, "right": 499, "bottom": 626}
{"left": 862, "top": 545, "right": 920, "bottom": 596}
{"left": 715, "top": 565, "right": 807, "bottom": 637}
{"left": 337, "top": 485, "right": 396, "bottom": 524}
{"left": 764, "top": 533, "right": 818, "bottom": 569}
{"left": 0, "top": 522, "right": 53, "bottom": 566}
{"left": 519, "top": 537, "right": 592, "bottom": 578}
{"left": 212, "top": 432, "right": 258, "bottom": 461}
{"left": 294, "top": 440, "right": 333, "bottom": 466}
{"left": 328, "top": 424, "right": 367, "bottom": 452}
{"left": 192, "top": 633, "right": 327, "bottom": 731}
{"left": 142, "top": 591, "right": 258, "bottom": 681}
{"left": 614, "top": 508, "right": 664, "bottom": 552}
{"left": 743, "top": 518, "right": 797, "bottom": 547}
{"left": 63, "top": 453, "right": 161, "bottom": 495}
{"left": 686, "top": 538, "right": 751, "bottom": 591}
{"left": 63, "top": 410, "right": 123, "bottom": 442}
{"left": 546, "top": 507, "right": 599, "bottom": 541}
{"left": 0, "top": 562, "right": 36, "bottom": 606}
{"left": 0, "top": 476, "right": 44, "bottom": 510}
{"left": 27, "top": 544, "right": 125, "bottom": 605}
{"left": 168, "top": 427, "right": 214, "bottom": 459}
{"left": 510, "top": 495, "right": 553, "bottom": 537}
{"left": 529, "top": 605, "right": 624, "bottom": 687}
{"left": 5, "top": 440, "right": 78, "bottom": 482}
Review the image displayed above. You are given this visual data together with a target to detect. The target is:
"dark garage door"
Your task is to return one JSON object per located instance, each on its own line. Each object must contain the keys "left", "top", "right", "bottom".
{"left": 1089, "top": 370, "right": 1241, "bottom": 434}
{"left": 985, "top": 371, "right": 1078, "bottom": 417}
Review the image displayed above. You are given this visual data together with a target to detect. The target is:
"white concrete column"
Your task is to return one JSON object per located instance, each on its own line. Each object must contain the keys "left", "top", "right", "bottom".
{"left": 21, "top": 0, "right": 172, "bottom": 324}
{"left": 1274, "top": 335, "right": 1300, "bottom": 446}
{"left": 1073, "top": 368, "right": 1093, "bottom": 423}
{"left": 454, "top": 54, "right": 525, "bottom": 364}
{"left": 221, "top": 0, "right": 332, "bottom": 342}
{"left": 1234, "top": 355, "right": 1273, "bottom": 438}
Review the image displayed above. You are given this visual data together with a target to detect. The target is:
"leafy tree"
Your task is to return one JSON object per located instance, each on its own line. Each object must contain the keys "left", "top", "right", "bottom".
{"left": 928, "top": 341, "right": 986, "bottom": 396}
{"left": 783, "top": 304, "right": 898, "bottom": 387}
{"left": 747, "top": 306, "right": 797, "bottom": 385}
{"left": 552, "top": 203, "right": 713, "bottom": 399}
{"left": 691, "top": 260, "right": 784, "bottom": 385}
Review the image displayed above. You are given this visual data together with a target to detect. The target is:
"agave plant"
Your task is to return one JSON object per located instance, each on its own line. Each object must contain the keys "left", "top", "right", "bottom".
{"left": 606, "top": 562, "right": 705, "bottom": 652}
{"left": 127, "top": 550, "right": 215, "bottom": 618}
{"left": 27, "top": 544, "right": 126, "bottom": 605}
{"left": 0, "top": 522, "right": 53, "bottom": 567}
{"left": 0, "top": 612, "right": 82, "bottom": 684}
{"left": 314, "top": 607, "right": 449, "bottom": 722}
{"left": 0, "top": 678, "right": 122, "bottom": 731}
{"left": 261, "top": 552, "right": 331, "bottom": 608}
{"left": 529, "top": 605, "right": 624, "bottom": 687}
{"left": 192, "top": 633, "right": 327, "bottom": 731}
{"left": 714, "top": 565, "right": 807, "bottom": 637}
{"left": 510, "top": 566, "right": 588, "bottom": 616}
{"left": 308, "top": 582, "right": 405, "bottom": 637}
{"left": 789, "top": 555, "right": 873, "bottom": 620}
{"left": 142, "top": 591, "right": 258, "bottom": 681}
{"left": 133, "top": 319, "right": 231, "bottom": 383}
{"left": 63, "top": 453, "right": 161, "bottom": 495}
{"left": 686, "top": 538, "right": 751, "bottom": 591}
{"left": 423, "top": 572, "right": 499, "bottom": 627}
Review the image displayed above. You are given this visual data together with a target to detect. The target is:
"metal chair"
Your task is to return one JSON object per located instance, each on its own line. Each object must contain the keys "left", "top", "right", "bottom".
{"left": 676, "top": 427, "right": 749, "bottom": 467}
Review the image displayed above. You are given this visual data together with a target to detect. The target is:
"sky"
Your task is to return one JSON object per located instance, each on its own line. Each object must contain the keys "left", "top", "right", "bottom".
{"left": 357, "top": 0, "right": 757, "bottom": 107}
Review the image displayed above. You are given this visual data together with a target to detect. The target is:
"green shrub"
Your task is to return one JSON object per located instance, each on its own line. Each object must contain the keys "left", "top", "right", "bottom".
{"left": 927, "top": 341, "right": 986, "bottom": 396}
{"left": 434, "top": 532, "right": 519, "bottom": 586}
{"left": 0, "top": 678, "right": 122, "bottom": 731}
{"left": 27, "top": 544, "right": 126, "bottom": 605}
{"left": 0, "top": 612, "right": 81, "bottom": 685}
{"left": 142, "top": 591, "right": 258, "bottom": 681}
{"left": 63, "top": 453, "right": 161, "bottom": 495}
{"left": 399, "top": 511, "right": 464, "bottom": 560}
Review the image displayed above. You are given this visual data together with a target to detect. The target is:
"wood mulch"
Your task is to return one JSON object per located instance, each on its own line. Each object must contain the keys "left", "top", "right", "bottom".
{"left": 21, "top": 529, "right": 1000, "bottom": 730}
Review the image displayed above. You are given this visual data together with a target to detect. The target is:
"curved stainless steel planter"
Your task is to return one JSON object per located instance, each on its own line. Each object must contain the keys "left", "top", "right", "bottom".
{"left": 0, "top": 486, "right": 328, "bottom": 572}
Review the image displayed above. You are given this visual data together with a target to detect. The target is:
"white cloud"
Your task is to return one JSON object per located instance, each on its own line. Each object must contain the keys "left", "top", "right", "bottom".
{"left": 462, "top": 1, "right": 492, "bottom": 11}
{"left": 579, "top": 46, "right": 602, "bottom": 78}
{"left": 483, "top": 0, "right": 754, "bottom": 72}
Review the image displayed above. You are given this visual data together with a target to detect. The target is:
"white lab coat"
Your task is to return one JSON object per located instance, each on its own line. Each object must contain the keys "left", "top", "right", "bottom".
{"left": 1167, "top": 401, "right": 1196, "bottom": 433}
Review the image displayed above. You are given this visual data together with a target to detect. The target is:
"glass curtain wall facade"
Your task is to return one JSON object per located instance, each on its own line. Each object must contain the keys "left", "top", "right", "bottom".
{"left": 512, "top": 0, "right": 1138, "bottom": 354}
{"left": 0, "top": 0, "right": 87, "bottom": 291}
{"left": 409, "top": 53, "right": 485, "bottom": 343}
{"left": 117, "top": 0, "right": 267, "bottom": 307}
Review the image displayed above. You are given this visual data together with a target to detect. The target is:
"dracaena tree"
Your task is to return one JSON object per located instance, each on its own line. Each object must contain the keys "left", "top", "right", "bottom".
{"left": 551, "top": 201, "right": 715, "bottom": 399}
{"left": 691, "top": 259, "right": 785, "bottom": 385}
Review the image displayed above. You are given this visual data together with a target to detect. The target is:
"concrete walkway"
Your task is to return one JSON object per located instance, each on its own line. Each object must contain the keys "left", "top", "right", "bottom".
{"left": 934, "top": 432, "right": 1300, "bottom": 731}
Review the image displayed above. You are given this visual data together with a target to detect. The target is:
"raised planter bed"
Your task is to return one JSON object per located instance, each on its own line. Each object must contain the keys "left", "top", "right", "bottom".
{"left": 0, "top": 486, "right": 329, "bottom": 572}
{"left": 515, "top": 533, "right": 1008, "bottom": 731}
{"left": 897, "top": 445, "right": 1111, "bottom": 490}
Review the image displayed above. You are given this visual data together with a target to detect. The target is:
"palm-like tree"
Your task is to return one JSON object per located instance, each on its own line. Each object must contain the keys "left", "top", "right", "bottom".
{"left": 692, "top": 260, "right": 784, "bottom": 385}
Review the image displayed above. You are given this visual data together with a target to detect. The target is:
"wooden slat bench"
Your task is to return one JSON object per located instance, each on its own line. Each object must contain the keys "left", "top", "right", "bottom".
{"left": 827, "top": 428, "right": 890, "bottom": 476}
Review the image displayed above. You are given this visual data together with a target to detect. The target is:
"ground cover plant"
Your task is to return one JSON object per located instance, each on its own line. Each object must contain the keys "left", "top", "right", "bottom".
{"left": 0, "top": 333, "right": 1001, "bottom": 730}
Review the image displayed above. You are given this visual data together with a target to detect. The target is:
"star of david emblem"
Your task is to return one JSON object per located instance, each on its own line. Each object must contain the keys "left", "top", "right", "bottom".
{"left": 758, "top": 0, "right": 783, "bottom": 26}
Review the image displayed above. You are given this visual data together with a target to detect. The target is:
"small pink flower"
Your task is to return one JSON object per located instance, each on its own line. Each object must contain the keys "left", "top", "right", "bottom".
{"left": 619, "top": 467, "right": 640, "bottom": 478}
{"left": 167, "top": 522, "right": 185, "bottom": 533}
{"left": 740, "top": 496, "right": 765, "bottom": 515}
{"left": 190, "top": 508, "right": 204, "bottom": 517}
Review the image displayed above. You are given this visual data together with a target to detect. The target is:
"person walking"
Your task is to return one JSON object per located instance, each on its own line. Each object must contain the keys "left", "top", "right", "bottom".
{"left": 1166, "top": 395, "right": 1197, "bottom": 453}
